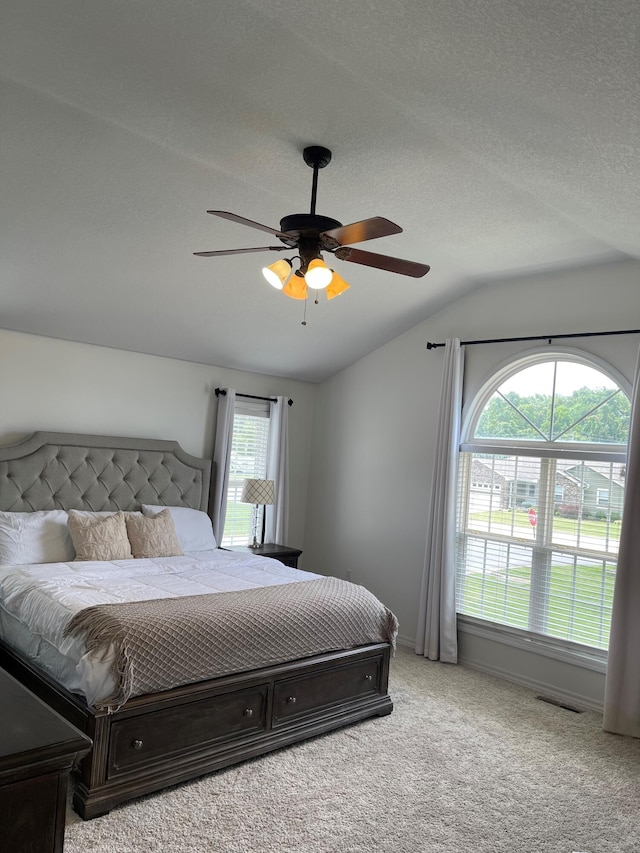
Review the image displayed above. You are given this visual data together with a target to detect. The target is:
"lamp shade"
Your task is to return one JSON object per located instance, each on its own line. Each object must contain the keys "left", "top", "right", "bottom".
{"left": 262, "top": 259, "right": 293, "bottom": 290}
{"left": 240, "top": 478, "right": 275, "bottom": 505}
{"left": 304, "top": 258, "right": 333, "bottom": 290}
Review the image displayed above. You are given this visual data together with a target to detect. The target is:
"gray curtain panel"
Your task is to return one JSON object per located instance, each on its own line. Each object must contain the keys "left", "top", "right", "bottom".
{"left": 211, "top": 388, "right": 236, "bottom": 544}
{"left": 415, "top": 339, "right": 464, "bottom": 663}
{"left": 604, "top": 345, "right": 640, "bottom": 738}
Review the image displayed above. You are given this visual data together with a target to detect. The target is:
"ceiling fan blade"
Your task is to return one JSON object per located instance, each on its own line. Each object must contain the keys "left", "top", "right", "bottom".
{"left": 194, "top": 246, "right": 288, "bottom": 257}
{"left": 207, "top": 210, "right": 297, "bottom": 245}
{"left": 321, "top": 217, "right": 402, "bottom": 249}
{"left": 334, "top": 246, "right": 430, "bottom": 278}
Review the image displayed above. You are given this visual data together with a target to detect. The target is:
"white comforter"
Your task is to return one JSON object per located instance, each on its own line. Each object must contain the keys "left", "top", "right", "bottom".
{"left": 0, "top": 549, "right": 320, "bottom": 704}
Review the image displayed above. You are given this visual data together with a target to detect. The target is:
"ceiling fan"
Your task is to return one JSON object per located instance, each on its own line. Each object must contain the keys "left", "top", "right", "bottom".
{"left": 194, "top": 146, "right": 430, "bottom": 303}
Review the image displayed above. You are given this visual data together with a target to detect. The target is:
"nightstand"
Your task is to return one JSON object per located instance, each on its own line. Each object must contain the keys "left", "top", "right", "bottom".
{"left": 225, "top": 543, "right": 303, "bottom": 568}
{"left": 0, "top": 668, "right": 92, "bottom": 852}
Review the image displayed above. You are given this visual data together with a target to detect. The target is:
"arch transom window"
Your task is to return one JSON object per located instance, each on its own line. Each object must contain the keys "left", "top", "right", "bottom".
{"left": 456, "top": 354, "right": 630, "bottom": 651}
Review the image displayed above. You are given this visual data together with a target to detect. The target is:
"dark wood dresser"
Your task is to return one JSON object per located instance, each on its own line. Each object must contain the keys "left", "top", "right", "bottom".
{"left": 0, "top": 668, "right": 92, "bottom": 853}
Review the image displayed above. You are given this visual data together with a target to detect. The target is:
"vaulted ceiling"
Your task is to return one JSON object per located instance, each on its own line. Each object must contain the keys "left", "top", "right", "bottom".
{"left": 1, "top": 1, "right": 638, "bottom": 382}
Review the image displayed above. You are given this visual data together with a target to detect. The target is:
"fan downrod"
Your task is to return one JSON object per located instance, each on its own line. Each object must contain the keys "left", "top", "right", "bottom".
{"left": 301, "top": 145, "right": 332, "bottom": 219}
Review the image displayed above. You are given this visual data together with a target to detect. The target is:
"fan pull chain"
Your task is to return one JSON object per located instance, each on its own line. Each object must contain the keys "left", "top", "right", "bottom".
{"left": 301, "top": 297, "right": 308, "bottom": 326}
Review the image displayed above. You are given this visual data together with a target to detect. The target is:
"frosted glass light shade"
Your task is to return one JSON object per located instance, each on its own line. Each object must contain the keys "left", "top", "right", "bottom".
{"left": 326, "top": 270, "right": 350, "bottom": 299}
{"left": 283, "top": 273, "right": 308, "bottom": 300}
{"left": 304, "top": 258, "right": 333, "bottom": 290}
{"left": 262, "top": 259, "right": 293, "bottom": 290}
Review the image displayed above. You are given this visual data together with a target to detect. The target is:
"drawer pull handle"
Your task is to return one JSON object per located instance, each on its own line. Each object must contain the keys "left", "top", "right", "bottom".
{"left": 364, "top": 674, "right": 373, "bottom": 682}
{"left": 287, "top": 696, "right": 297, "bottom": 704}
{"left": 244, "top": 708, "right": 253, "bottom": 717}
{"left": 132, "top": 739, "right": 144, "bottom": 750}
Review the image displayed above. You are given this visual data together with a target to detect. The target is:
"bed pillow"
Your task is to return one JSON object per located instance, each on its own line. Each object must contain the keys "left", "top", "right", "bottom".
{"left": 141, "top": 505, "right": 217, "bottom": 551}
{"left": 68, "top": 510, "right": 133, "bottom": 561}
{"left": 126, "top": 509, "right": 183, "bottom": 558}
{"left": 0, "top": 510, "right": 74, "bottom": 565}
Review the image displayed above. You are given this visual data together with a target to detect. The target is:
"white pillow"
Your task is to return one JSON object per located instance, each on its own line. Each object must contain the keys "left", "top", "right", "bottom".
{"left": 141, "top": 505, "right": 217, "bottom": 551}
{"left": 0, "top": 510, "right": 75, "bottom": 565}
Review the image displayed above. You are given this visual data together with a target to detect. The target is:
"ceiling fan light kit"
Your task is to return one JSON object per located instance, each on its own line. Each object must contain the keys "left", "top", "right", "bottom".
{"left": 304, "top": 258, "right": 333, "bottom": 290}
{"left": 194, "top": 145, "right": 430, "bottom": 318}
{"left": 326, "top": 270, "right": 350, "bottom": 300}
{"left": 282, "top": 272, "right": 308, "bottom": 300}
{"left": 262, "top": 258, "right": 293, "bottom": 290}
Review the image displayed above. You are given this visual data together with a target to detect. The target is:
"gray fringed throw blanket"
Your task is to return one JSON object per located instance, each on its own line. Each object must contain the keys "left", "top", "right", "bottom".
{"left": 63, "top": 576, "right": 398, "bottom": 711}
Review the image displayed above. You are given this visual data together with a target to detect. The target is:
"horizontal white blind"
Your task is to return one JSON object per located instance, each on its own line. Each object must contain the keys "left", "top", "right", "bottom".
{"left": 456, "top": 452, "right": 622, "bottom": 649}
{"left": 221, "top": 399, "right": 270, "bottom": 546}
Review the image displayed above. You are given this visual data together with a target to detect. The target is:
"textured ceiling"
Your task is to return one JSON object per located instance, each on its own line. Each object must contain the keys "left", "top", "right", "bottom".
{"left": 1, "top": 0, "right": 638, "bottom": 382}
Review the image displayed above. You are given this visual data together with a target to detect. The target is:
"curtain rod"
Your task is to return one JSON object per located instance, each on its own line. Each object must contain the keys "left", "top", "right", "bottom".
{"left": 426, "top": 328, "right": 640, "bottom": 350}
{"left": 215, "top": 388, "right": 293, "bottom": 406}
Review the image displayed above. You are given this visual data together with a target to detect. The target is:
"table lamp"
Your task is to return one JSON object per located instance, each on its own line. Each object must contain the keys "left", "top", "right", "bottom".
{"left": 240, "top": 478, "right": 276, "bottom": 548}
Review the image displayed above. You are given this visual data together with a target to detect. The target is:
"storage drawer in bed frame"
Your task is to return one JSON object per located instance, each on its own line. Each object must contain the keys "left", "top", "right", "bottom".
{"left": 108, "top": 682, "right": 270, "bottom": 777}
{"left": 272, "top": 652, "right": 383, "bottom": 726}
{"left": 0, "top": 640, "right": 393, "bottom": 820}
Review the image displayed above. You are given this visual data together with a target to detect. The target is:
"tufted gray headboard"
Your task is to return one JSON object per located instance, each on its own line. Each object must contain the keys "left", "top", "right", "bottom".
{"left": 0, "top": 432, "right": 214, "bottom": 516}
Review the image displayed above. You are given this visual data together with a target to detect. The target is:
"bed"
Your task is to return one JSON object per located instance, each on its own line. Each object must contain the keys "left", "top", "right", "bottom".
{"left": 0, "top": 431, "right": 395, "bottom": 819}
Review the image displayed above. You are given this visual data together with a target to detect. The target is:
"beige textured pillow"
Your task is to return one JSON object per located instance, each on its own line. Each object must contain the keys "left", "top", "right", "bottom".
{"left": 125, "top": 509, "right": 183, "bottom": 559}
{"left": 68, "top": 510, "right": 133, "bottom": 561}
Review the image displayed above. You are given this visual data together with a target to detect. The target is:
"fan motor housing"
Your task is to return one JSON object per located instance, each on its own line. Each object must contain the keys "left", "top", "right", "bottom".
{"left": 279, "top": 214, "right": 342, "bottom": 238}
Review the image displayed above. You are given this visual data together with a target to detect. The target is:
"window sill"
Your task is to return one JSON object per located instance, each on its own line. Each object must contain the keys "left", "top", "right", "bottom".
{"left": 457, "top": 614, "right": 607, "bottom": 674}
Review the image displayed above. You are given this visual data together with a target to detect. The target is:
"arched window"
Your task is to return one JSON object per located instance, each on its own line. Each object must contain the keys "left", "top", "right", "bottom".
{"left": 456, "top": 352, "right": 631, "bottom": 651}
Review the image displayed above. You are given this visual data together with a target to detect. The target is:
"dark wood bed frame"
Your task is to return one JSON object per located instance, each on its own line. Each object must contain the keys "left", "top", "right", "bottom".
{"left": 0, "top": 432, "right": 393, "bottom": 819}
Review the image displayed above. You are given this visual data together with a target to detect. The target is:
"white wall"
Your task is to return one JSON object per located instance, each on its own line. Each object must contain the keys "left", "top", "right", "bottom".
{"left": 0, "top": 330, "right": 317, "bottom": 555}
{"left": 307, "top": 257, "right": 640, "bottom": 708}
{"left": 3, "top": 258, "right": 638, "bottom": 707}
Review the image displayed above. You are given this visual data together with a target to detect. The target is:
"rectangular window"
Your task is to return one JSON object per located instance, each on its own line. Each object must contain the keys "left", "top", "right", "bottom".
{"left": 221, "top": 399, "right": 270, "bottom": 546}
{"left": 456, "top": 453, "right": 621, "bottom": 650}
{"left": 597, "top": 488, "right": 610, "bottom": 506}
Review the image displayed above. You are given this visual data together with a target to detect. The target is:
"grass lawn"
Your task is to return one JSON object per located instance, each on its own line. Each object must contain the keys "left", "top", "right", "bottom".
{"left": 460, "top": 562, "right": 614, "bottom": 649}
{"left": 469, "top": 509, "right": 620, "bottom": 541}
{"left": 222, "top": 503, "right": 254, "bottom": 544}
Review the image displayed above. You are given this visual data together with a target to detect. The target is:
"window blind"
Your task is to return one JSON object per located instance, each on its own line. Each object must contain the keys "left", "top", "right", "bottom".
{"left": 221, "top": 399, "right": 270, "bottom": 546}
{"left": 456, "top": 452, "right": 620, "bottom": 649}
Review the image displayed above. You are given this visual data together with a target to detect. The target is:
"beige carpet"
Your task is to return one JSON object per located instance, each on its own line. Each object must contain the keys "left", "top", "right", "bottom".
{"left": 64, "top": 646, "right": 640, "bottom": 853}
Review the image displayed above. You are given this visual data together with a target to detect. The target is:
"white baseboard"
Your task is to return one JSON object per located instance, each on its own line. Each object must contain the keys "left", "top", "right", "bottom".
{"left": 401, "top": 621, "right": 605, "bottom": 712}
{"left": 458, "top": 655, "right": 604, "bottom": 713}
{"left": 396, "top": 633, "right": 415, "bottom": 649}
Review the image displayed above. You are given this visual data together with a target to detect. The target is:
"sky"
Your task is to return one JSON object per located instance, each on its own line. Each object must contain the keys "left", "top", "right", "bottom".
{"left": 499, "top": 361, "right": 616, "bottom": 397}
